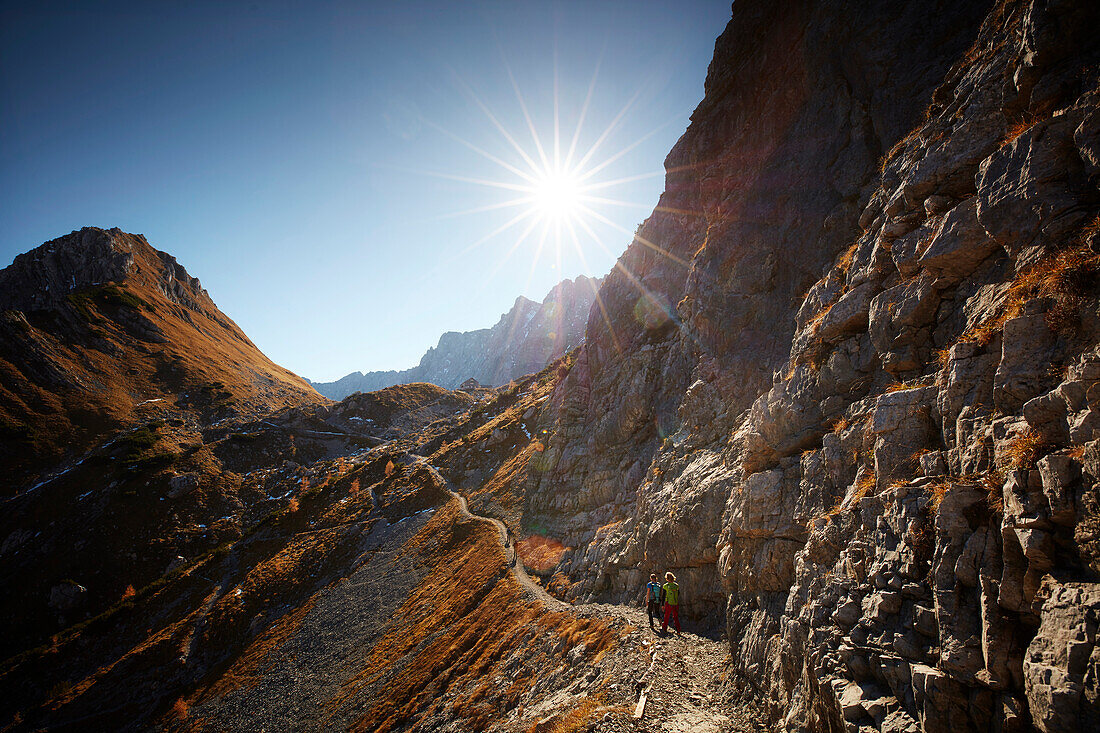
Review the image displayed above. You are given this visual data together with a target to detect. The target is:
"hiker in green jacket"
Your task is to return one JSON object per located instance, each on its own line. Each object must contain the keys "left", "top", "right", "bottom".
{"left": 660, "top": 571, "right": 681, "bottom": 635}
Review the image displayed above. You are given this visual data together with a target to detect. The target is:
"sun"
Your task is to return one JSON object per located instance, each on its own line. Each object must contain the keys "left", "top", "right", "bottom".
{"left": 416, "top": 60, "right": 679, "bottom": 291}
{"left": 531, "top": 169, "right": 583, "bottom": 220}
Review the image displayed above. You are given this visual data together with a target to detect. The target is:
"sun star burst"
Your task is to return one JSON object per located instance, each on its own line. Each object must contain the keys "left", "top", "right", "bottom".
{"left": 409, "top": 57, "right": 691, "bottom": 356}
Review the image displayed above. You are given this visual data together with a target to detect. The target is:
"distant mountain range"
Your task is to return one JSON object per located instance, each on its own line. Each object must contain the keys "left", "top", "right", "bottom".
{"left": 310, "top": 274, "right": 601, "bottom": 399}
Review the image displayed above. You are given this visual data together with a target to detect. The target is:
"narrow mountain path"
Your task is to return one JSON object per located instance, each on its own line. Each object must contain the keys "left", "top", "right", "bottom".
{"left": 413, "top": 454, "right": 762, "bottom": 732}
{"left": 414, "top": 456, "right": 569, "bottom": 609}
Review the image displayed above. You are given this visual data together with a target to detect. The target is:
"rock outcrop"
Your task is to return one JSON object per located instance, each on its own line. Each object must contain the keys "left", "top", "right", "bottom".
{"left": 520, "top": 0, "right": 1100, "bottom": 730}
{"left": 312, "top": 274, "right": 600, "bottom": 397}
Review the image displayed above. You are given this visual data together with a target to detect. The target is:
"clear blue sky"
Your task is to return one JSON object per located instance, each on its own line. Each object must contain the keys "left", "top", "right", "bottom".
{"left": 1, "top": 1, "right": 730, "bottom": 382}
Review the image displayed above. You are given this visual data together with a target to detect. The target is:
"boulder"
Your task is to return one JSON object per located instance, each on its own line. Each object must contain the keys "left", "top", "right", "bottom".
{"left": 1036, "top": 453, "right": 1080, "bottom": 526}
{"left": 816, "top": 282, "right": 878, "bottom": 343}
{"left": 918, "top": 198, "right": 1001, "bottom": 283}
{"left": 49, "top": 580, "right": 87, "bottom": 612}
{"left": 871, "top": 387, "right": 937, "bottom": 484}
{"left": 168, "top": 472, "right": 201, "bottom": 499}
{"left": 976, "top": 116, "right": 1093, "bottom": 256}
{"left": 995, "top": 313, "right": 1058, "bottom": 414}
{"left": 1023, "top": 391, "right": 1070, "bottom": 445}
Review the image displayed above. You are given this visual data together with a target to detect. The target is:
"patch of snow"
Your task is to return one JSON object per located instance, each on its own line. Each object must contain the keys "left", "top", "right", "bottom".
{"left": 12, "top": 454, "right": 93, "bottom": 501}
{"left": 135, "top": 398, "right": 165, "bottom": 407}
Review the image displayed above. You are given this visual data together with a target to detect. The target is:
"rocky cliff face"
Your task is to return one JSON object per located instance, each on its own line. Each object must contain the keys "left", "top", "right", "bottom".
{"left": 521, "top": 0, "right": 1100, "bottom": 730}
{"left": 312, "top": 274, "right": 600, "bottom": 398}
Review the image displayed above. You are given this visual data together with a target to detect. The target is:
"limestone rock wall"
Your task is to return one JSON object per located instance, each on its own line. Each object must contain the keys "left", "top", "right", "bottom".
{"left": 526, "top": 1, "right": 1100, "bottom": 730}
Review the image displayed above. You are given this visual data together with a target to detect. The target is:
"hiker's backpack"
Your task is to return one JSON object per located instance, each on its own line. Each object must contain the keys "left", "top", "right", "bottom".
{"left": 664, "top": 582, "right": 679, "bottom": 605}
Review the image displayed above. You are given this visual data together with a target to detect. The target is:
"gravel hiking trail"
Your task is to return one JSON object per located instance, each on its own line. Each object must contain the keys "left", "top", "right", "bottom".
{"left": 417, "top": 456, "right": 763, "bottom": 733}
{"left": 415, "top": 457, "right": 568, "bottom": 610}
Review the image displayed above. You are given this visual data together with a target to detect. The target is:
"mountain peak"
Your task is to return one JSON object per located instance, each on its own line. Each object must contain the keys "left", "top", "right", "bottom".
{"left": 0, "top": 227, "right": 322, "bottom": 483}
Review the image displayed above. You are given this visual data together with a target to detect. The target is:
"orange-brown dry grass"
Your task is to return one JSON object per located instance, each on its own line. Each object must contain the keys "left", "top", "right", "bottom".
{"left": 368, "top": 382, "right": 456, "bottom": 414}
{"left": 836, "top": 242, "right": 859, "bottom": 274}
{"left": 546, "top": 572, "right": 576, "bottom": 598}
{"left": 961, "top": 240, "right": 1100, "bottom": 346}
{"left": 802, "top": 302, "right": 834, "bottom": 340}
{"left": 45, "top": 591, "right": 213, "bottom": 715}
{"left": 934, "top": 347, "right": 952, "bottom": 371}
{"left": 1003, "top": 110, "right": 1041, "bottom": 145}
{"left": 516, "top": 535, "right": 569, "bottom": 574}
{"left": 885, "top": 381, "right": 919, "bottom": 393}
{"left": 0, "top": 229, "right": 324, "bottom": 481}
{"left": 926, "top": 478, "right": 952, "bottom": 512}
{"left": 983, "top": 470, "right": 1005, "bottom": 515}
{"left": 879, "top": 132, "right": 917, "bottom": 175}
{"left": 331, "top": 502, "right": 620, "bottom": 733}
{"left": 1000, "top": 428, "right": 1050, "bottom": 470}
{"left": 169, "top": 698, "right": 189, "bottom": 721}
{"left": 194, "top": 524, "right": 359, "bottom": 670}
{"left": 821, "top": 468, "right": 876, "bottom": 521}
{"left": 853, "top": 469, "right": 876, "bottom": 503}
{"left": 472, "top": 440, "right": 538, "bottom": 514}
{"left": 527, "top": 693, "right": 625, "bottom": 733}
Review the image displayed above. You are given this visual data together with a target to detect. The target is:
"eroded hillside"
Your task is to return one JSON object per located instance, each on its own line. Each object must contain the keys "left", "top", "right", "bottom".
{"left": 1, "top": 358, "right": 760, "bottom": 732}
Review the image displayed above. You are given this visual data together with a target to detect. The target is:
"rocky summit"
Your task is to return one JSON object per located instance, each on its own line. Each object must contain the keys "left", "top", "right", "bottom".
{"left": 2, "top": 1, "right": 1100, "bottom": 732}
{"left": 312, "top": 274, "right": 601, "bottom": 398}
{"left": 0, "top": 227, "right": 324, "bottom": 485}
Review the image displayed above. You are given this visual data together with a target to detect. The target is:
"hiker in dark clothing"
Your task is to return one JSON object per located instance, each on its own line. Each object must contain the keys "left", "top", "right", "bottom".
{"left": 661, "top": 571, "right": 681, "bottom": 635}
{"left": 644, "top": 573, "right": 662, "bottom": 628}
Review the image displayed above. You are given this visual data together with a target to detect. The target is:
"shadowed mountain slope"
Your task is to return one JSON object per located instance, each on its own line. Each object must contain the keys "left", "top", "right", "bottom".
{"left": 0, "top": 227, "right": 325, "bottom": 486}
